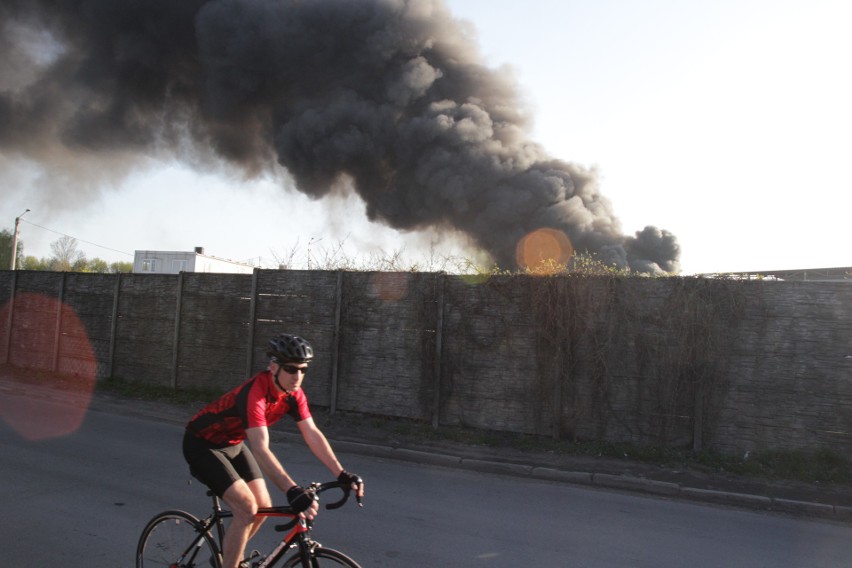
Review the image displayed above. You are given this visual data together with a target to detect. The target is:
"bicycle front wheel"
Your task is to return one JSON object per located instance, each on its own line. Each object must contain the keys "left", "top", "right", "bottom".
{"left": 282, "top": 546, "right": 361, "bottom": 568}
{"left": 136, "top": 509, "right": 220, "bottom": 568}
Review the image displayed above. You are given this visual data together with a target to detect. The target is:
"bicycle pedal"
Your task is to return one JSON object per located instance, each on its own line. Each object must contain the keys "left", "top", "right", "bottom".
{"left": 238, "top": 550, "right": 263, "bottom": 568}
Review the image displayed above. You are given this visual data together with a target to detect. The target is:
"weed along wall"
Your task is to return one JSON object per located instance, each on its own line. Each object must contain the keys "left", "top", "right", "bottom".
{"left": 1, "top": 269, "right": 850, "bottom": 458}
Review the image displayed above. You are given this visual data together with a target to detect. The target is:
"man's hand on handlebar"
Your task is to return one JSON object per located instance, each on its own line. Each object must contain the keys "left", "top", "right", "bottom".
{"left": 337, "top": 470, "right": 365, "bottom": 503}
{"left": 287, "top": 485, "right": 319, "bottom": 519}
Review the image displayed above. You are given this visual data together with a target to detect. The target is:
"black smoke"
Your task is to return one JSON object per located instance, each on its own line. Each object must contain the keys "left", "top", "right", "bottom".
{"left": 0, "top": 0, "right": 680, "bottom": 272}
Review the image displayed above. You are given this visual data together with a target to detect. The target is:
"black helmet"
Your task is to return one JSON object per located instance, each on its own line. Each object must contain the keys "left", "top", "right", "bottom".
{"left": 267, "top": 333, "right": 314, "bottom": 363}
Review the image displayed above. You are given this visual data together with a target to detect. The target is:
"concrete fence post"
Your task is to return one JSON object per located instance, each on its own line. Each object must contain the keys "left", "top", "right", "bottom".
{"left": 432, "top": 273, "right": 445, "bottom": 429}
{"left": 330, "top": 271, "right": 344, "bottom": 415}
{"left": 51, "top": 273, "right": 67, "bottom": 372}
{"left": 107, "top": 273, "right": 122, "bottom": 380}
{"left": 246, "top": 268, "right": 260, "bottom": 379}
{"left": 171, "top": 272, "right": 184, "bottom": 390}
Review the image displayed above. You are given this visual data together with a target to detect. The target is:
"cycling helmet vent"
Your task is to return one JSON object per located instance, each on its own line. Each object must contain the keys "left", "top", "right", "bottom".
{"left": 267, "top": 333, "right": 314, "bottom": 363}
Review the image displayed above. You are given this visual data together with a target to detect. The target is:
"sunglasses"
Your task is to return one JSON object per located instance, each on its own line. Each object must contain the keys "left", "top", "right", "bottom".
{"left": 280, "top": 364, "right": 309, "bottom": 375}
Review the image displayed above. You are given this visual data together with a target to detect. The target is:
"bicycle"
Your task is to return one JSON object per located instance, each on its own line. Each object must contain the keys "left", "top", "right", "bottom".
{"left": 136, "top": 479, "right": 363, "bottom": 567}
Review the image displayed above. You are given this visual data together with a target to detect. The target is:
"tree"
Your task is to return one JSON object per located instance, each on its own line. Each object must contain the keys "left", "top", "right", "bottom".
{"left": 109, "top": 261, "right": 133, "bottom": 273}
{"left": 81, "top": 258, "right": 109, "bottom": 273}
{"left": 0, "top": 228, "right": 24, "bottom": 269}
{"left": 20, "top": 256, "right": 50, "bottom": 270}
{"left": 49, "top": 235, "right": 85, "bottom": 271}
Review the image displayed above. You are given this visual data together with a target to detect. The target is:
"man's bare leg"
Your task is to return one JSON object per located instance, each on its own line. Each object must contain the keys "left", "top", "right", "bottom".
{"left": 221, "top": 480, "right": 260, "bottom": 568}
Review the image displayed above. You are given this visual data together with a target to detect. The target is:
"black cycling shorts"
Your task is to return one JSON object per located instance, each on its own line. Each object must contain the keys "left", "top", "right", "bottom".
{"left": 182, "top": 430, "right": 263, "bottom": 497}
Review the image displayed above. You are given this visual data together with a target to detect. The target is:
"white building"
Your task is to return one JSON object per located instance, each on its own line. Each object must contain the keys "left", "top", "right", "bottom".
{"left": 133, "top": 247, "right": 255, "bottom": 274}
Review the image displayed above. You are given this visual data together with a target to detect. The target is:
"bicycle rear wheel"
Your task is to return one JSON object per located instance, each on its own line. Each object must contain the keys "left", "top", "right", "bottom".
{"left": 136, "top": 509, "right": 220, "bottom": 568}
{"left": 281, "top": 546, "right": 361, "bottom": 568}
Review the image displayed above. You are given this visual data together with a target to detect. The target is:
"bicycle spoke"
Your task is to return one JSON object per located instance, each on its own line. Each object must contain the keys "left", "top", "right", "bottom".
{"left": 137, "top": 511, "right": 220, "bottom": 568}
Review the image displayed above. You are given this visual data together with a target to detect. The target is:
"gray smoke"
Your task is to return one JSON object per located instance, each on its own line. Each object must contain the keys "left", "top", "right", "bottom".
{"left": 0, "top": 0, "right": 680, "bottom": 272}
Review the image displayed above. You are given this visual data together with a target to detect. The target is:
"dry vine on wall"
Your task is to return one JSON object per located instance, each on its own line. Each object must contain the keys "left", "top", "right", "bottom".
{"left": 532, "top": 275, "right": 748, "bottom": 449}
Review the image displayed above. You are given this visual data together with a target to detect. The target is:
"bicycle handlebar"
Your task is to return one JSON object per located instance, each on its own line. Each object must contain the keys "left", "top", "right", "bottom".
{"left": 267, "top": 479, "right": 362, "bottom": 532}
{"left": 319, "top": 478, "right": 363, "bottom": 510}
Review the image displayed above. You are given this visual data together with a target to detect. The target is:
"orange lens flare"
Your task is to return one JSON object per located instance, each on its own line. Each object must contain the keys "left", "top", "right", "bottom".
{"left": 369, "top": 272, "right": 409, "bottom": 302}
{"left": 0, "top": 293, "right": 96, "bottom": 441}
{"left": 515, "top": 228, "right": 574, "bottom": 273}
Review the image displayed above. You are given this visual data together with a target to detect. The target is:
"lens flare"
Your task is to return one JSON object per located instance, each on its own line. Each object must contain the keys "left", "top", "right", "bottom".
{"left": 369, "top": 272, "right": 409, "bottom": 301}
{"left": 515, "top": 228, "right": 574, "bottom": 273}
{"left": 0, "top": 293, "right": 96, "bottom": 441}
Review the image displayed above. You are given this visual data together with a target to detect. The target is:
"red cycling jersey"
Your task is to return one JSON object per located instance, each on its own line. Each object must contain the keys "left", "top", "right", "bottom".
{"left": 186, "top": 370, "right": 312, "bottom": 447}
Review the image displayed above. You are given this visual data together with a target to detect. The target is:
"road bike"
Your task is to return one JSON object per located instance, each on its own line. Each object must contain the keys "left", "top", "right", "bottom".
{"left": 136, "top": 479, "right": 363, "bottom": 567}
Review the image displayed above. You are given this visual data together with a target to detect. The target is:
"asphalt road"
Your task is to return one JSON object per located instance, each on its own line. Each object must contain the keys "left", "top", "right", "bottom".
{"left": 1, "top": 389, "right": 850, "bottom": 567}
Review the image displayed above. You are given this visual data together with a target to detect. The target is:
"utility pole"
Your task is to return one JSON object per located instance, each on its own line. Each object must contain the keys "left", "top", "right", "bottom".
{"left": 10, "top": 209, "right": 30, "bottom": 270}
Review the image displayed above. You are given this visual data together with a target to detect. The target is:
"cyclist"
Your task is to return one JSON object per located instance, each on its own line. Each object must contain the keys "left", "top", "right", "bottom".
{"left": 182, "top": 333, "right": 364, "bottom": 568}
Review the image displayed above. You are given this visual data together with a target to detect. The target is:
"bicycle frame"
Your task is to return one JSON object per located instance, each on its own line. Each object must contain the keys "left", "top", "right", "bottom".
{"left": 192, "top": 494, "right": 300, "bottom": 567}
{"left": 205, "top": 493, "right": 231, "bottom": 553}
{"left": 253, "top": 507, "right": 312, "bottom": 567}
{"left": 193, "top": 480, "right": 358, "bottom": 567}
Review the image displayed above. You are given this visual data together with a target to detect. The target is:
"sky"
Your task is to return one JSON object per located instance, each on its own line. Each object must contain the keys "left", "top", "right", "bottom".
{"left": 2, "top": 0, "right": 850, "bottom": 275}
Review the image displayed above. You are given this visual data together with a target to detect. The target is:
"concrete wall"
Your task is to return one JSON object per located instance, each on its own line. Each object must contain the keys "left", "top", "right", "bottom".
{"left": 1, "top": 269, "right": 849, "bottom": 458}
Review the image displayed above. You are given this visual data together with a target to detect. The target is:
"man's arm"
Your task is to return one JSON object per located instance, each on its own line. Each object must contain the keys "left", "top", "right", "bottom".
{"left": 297, "top": 417, "right": 365, "bottom": 499}
{"left": 297, "top": 417, "right": 345, "bottom": 476}
{"left": 246, "top": 426, "right": 299, "bottom": 492}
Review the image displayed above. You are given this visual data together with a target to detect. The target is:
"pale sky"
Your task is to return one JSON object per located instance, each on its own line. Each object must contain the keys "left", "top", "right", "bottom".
{"left": 3, "top": 0, "right": 850, "bottom": 274}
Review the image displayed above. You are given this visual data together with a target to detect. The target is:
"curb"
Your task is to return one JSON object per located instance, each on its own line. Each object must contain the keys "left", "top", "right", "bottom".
{"left": 323, "top": 436, "right": 851, "bottom": 523}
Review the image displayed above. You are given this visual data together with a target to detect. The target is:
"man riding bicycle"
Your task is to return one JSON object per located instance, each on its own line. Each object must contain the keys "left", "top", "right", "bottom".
{"left": 182, "top": 333, "right": 364, "bottom": 568}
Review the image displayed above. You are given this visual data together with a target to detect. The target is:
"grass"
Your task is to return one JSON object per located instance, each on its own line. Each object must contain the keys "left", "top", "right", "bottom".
{"left": 99, "top": 379, "right": 852, "bottom": 485}
{"left": 6, "top": 365, "right": 850, "bottom": 486}
{"left": 723, "top": 448, "right": 852, "bottom": 484}
{"left": 98, "top": 376, "right": 226, "bottom": 407}
{"left": 307, "top": 405, "right": 852, "bottom": 486}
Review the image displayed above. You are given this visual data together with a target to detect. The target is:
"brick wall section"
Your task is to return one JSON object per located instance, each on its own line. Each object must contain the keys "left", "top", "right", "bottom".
{"left": 3, "top": 271, "right": 64, "bottom": 369}
{"left": 709, "top": 281, "right": 852, "bottom": 454}
{"left": 252, "top": 270, "right": 341, "bottom": 407}
{"left": 175, "top": 272, "right": 254, "bottom": 391}
{"left": 336, "top": 271, "right": 440, "bottom": 420}
{"left": 1, "top": 269, "right": 849, "bottom": 458}
{"left": 62, "top": 273, "right": 117, "bottom": 378}
{"left": 440, "top": 275, "right": 545, "bottom": 435}
{"left": 112, "top": 274, "right": 180, "bottom": 387}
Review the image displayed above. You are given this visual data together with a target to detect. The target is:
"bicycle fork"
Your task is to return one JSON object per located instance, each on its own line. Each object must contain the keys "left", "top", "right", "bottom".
{"left": 254, "top": 518, "right": 315, "bottom": 568}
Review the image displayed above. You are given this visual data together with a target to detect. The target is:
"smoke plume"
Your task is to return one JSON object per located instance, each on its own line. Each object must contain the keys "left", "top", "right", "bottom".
{"left": 0, "top": 0, "right": 680, "bottom": 272}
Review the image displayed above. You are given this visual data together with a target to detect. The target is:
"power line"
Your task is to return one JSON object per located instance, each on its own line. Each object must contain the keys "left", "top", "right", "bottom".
{"left": 20, "top": 219, "right": 134, "bottom": 258}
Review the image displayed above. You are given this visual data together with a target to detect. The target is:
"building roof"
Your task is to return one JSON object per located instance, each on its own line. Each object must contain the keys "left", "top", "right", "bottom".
{"left": 699, "top": 266, "right": 851, "bottom": 282}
